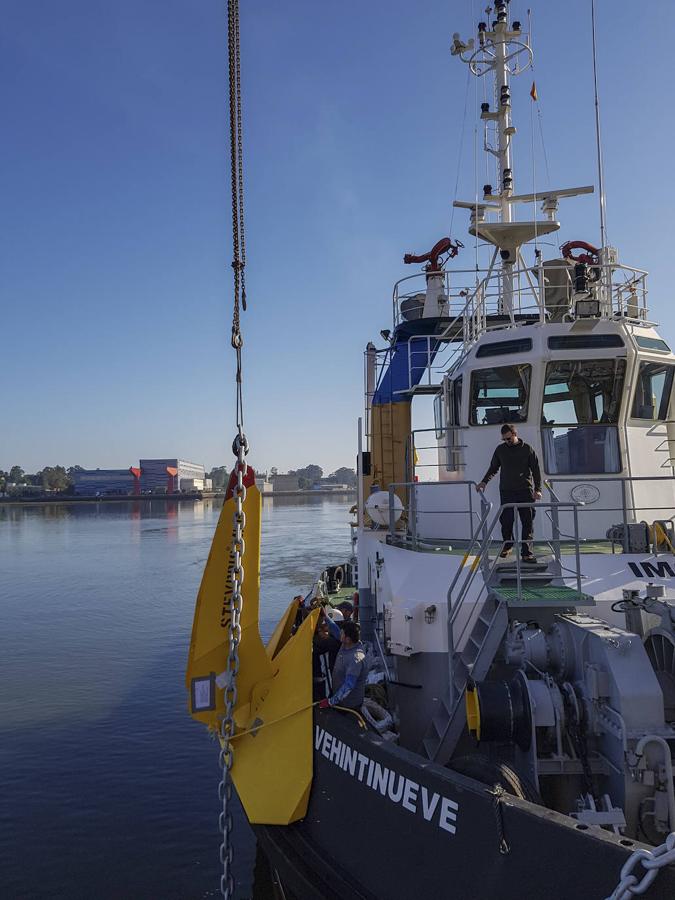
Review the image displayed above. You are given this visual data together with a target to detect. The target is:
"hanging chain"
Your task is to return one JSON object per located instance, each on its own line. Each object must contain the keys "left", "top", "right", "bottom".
{"left": 219, "top": 1, "right": 249, "bottom": 897}
{"left": 218, "top": 432, "right": 248, "bottom": 899}
{"left": 605, "top": 832, "right": 675, "bottom": 900}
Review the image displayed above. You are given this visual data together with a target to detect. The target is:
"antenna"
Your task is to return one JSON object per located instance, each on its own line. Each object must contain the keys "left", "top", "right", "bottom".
{"left": 451, "top": 5, "right": 594, "bottom": 314}
{"left": 591, "top": 0, "right": 607, "bottom": 250}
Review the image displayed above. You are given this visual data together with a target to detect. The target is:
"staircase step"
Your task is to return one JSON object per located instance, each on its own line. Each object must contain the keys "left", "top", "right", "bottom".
{"left": 497, "top": 574, "right": 555, "bottom": 584}
{"left": 496, "top": 562, "right": 550, "bottom": 573}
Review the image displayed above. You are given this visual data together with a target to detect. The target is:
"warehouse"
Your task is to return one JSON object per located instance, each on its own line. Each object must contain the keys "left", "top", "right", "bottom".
{"left": 72, "top": 468, "right": 141, "bottom": 496}
{"left": 139, "top": 459, "right": 206, "bottom": 493}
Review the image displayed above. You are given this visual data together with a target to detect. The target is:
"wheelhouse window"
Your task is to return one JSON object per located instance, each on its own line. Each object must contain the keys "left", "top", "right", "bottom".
{"left": 470, "top": 365, "right": 531, "bottom": 425}
{"left": 433, "top": 391, "right": 446, "bottom": 439}
{"left": 631, "top": 361, "right": 675, "bottom": 420}
{"left": 635, "top": 336, "right": 670, "bottom": 353}
{"left": 446, "top": 376, "right": 464, "bottom": 470}
{"left": 541, "top": 359, "right": 626, "bottom": 474}
{"left": 542, "top": 359, "right": 626, "bottom": 426}
{"left": 476, "top": 338, "right": 532, "bottom": 358}
{"left": 450, "top": 376, "right": 462, "bottom": 426}
{"left": 542, "top": 426, "right": 621, "bottom": 475}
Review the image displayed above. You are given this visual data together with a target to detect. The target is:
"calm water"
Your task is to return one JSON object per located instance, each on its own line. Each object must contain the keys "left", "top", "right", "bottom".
{"left": 0, "top": 496, "right": 352, "bottom": 899}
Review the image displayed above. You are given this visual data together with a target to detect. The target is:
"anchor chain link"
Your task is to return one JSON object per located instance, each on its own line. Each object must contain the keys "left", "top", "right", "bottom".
{"left": 218, "top": 430, "right": 249, "bottom": 899}
{"left": 605, "top": 832, "right": 675, "bottom": 900}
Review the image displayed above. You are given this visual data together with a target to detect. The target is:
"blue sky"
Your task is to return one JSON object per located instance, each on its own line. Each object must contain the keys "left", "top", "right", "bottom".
{"left": 2, "top": 0, "right": 674, "bottom": 475}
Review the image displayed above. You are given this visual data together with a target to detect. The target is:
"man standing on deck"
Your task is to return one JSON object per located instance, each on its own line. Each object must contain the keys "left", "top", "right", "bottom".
{"left": 319, "top": 621, "right": 367, "bottom": 710}
{"left": 476, "top": 423, "right": 542, "bottom": 563}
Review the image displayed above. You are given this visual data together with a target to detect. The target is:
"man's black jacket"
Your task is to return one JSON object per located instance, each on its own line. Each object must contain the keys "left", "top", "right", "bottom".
{"left": 482, "top": 438, "right": 542, "bottom": 494}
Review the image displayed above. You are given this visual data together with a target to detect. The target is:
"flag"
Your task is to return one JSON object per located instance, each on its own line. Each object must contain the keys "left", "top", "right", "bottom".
{"left": 530, "top": 81, "right": 538, "bottom": 101}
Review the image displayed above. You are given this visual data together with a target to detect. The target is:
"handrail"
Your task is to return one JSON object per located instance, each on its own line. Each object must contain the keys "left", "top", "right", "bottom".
{"left": 444, "top": 496, "right": 584, "bottom": 703}
{"left": 386, "top": 478, "right": 487, "bottom": 544}
{"left": 391, "top": 260, "right": 651, "bottom": 362}
{"left": 547, "top": 474, "right": 675, "bottom": 555}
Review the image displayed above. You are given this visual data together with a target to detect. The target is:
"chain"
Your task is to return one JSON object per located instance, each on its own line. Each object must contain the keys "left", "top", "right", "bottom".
{"left": 605, "top": 832, "right": 675, "bottom": 900}
{"left": 219, "top": 2, "right": 249, "bottom": 896}
{"left": 218, "top": 432, "right": 249, "bottom": 899}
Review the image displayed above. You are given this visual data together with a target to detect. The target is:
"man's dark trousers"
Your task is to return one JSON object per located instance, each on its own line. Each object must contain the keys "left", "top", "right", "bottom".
{"left": 500, "top": 489, "right": 535, "bottom": 556}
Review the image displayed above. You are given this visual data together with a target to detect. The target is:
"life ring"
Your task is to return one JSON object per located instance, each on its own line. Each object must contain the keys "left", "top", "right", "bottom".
{"left": 333, "top": 565, "right": 344, "bottom": 591}
{"left": 561, "top": 240, "right": 599, "bottom": 266}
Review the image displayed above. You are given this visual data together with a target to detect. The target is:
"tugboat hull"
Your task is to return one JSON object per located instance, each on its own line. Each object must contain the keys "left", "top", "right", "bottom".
{"left": 255, "top": 710, "right": 675, "bottom": 899}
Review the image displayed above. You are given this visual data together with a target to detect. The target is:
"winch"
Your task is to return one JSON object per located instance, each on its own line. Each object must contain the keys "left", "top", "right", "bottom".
{"left": 465, "top": 589, "right": 675, "bottom": 839}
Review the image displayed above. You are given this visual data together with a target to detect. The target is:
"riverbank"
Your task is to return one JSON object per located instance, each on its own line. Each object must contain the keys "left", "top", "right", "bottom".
{"left": 1, "top": 489, "right": 356, "bottom": 506}
{"left": 0, "top": 493, "right": 203, "bottom": 506}
{"left": 209, "top": 489, "right": 357, "bottom": 498}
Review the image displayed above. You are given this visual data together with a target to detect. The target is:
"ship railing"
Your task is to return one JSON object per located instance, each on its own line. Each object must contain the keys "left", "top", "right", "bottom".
{"left": 546, "top": 475, "right": 675, "bottom": 555}
{"left": 647, "top": 419, "right": 675, "bottom": 471}
{"left": 391, "top": 260, "right": 651, "bottom": 348}
{"left": 367, "top": 285, "right": 482, "bottom": 403}
{"left": 385, "top": 471, "right": 675, "bottom": 557}
{"left": 410, "top": 427, "right": 467, "bottom": 480}
{"left": 386, "top": 479, "right": 489, "bottom": 550}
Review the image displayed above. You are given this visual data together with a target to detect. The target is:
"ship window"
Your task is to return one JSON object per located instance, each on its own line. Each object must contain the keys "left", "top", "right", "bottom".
{"left": 433, "top": 392, "right": 446, "bottom": 439}
{"left": 631, "top": 361, "right": 675, "bottom": 420}
{"left": 446, "top": 377, "right": 464, "bottom": 470}
{"left": 476, "top": 338, "right": 532, "bottom": 358}
{"left": 470, "top": 365, "right": 531, "bottom": 425}
{"left": 542, "top": 359, "right": 626, "bottom": 426}
{"left": 541, "top": 426, "right": 621, "bottom": 474}
{"left": 635, "top": 336, "right": 670, "bottom": 352}
{"left": 547, "top": 334, "right": 624, "bottom": 350}
{"left": 451, "top": 376, "right": 463, "bottom": 425}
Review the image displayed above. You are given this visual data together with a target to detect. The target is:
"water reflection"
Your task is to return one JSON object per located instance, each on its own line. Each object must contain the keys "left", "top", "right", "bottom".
{"left": 0, "top": 496, "right": 352, "bottom": 899}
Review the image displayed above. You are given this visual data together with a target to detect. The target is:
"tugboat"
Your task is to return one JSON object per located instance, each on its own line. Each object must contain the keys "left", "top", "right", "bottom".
{"left": 188, "top": 3, "right": 675, "bottom": 897}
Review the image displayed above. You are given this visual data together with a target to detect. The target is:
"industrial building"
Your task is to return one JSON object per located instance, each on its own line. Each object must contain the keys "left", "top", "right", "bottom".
{"left": 270, "top": 473, "right": 300, "bottom": 492}
{"left": 139, "top": 459, "right": 206, "bottom": 493}
{"left": 255, "top": 475, "right": 273, "bottom": 494}
{"left": 72, "top": 459, "right": 206, "bottom": 496}
{"left": 71, "top": 468, "right": 141, "bottom": 497}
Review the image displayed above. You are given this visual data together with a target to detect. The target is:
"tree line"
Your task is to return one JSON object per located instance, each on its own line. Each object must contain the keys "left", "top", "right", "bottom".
{"left": 1, "top": 465, "right": 84, "bottom": 494}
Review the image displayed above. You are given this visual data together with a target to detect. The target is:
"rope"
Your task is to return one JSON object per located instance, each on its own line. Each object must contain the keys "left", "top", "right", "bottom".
{"left": 224, "top": 702, "right": 368, "bottom": 742}
{"left": 449, "top": 64, "right": 472, "bottom": 238}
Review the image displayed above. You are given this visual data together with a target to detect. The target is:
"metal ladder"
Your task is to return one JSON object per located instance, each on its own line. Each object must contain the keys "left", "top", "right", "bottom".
{"left": 420, "top": 496, "right": 582, "bottom": 765}
{"left": 422, "top": 590, "right": 508, "bottom": 762}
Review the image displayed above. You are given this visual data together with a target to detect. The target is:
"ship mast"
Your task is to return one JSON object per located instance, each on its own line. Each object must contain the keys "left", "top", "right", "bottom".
{"left": 451, "top": 3, "right": 593, "bottom": 315}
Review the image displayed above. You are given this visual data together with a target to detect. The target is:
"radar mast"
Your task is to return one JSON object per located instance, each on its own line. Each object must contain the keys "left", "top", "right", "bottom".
{"left": 451, "top": 2, "right": 593, "bottom": 313}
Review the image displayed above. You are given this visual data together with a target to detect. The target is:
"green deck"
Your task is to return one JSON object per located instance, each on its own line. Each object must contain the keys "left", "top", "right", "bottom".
{"left": 389, "top": 536, "right": 619, "bottom": 556}
{"left": 327, "top": 585, "right": 358, "bottom": 608}
{"left": 492, "top": 584, "right": 594, "bottom": 607}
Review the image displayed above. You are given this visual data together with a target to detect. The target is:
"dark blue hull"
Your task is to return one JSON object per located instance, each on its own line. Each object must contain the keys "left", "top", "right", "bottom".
{"left": 255, "top": 709, "right": 675, "bottom": 899}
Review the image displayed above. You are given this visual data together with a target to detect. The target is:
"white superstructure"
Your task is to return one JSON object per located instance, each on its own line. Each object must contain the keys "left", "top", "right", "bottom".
{"left": 357, "top": 2, "right": 675, "bottom": 761}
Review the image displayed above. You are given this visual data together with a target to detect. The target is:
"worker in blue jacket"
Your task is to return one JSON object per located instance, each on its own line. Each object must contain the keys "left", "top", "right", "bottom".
{"left": 319, "top": 620, "right": 368, "bottom": 710}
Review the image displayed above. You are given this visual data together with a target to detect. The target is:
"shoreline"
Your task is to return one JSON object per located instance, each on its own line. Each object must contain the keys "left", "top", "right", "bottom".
{"left": 0, "top": 489, "right": 356, "bottom": 507}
